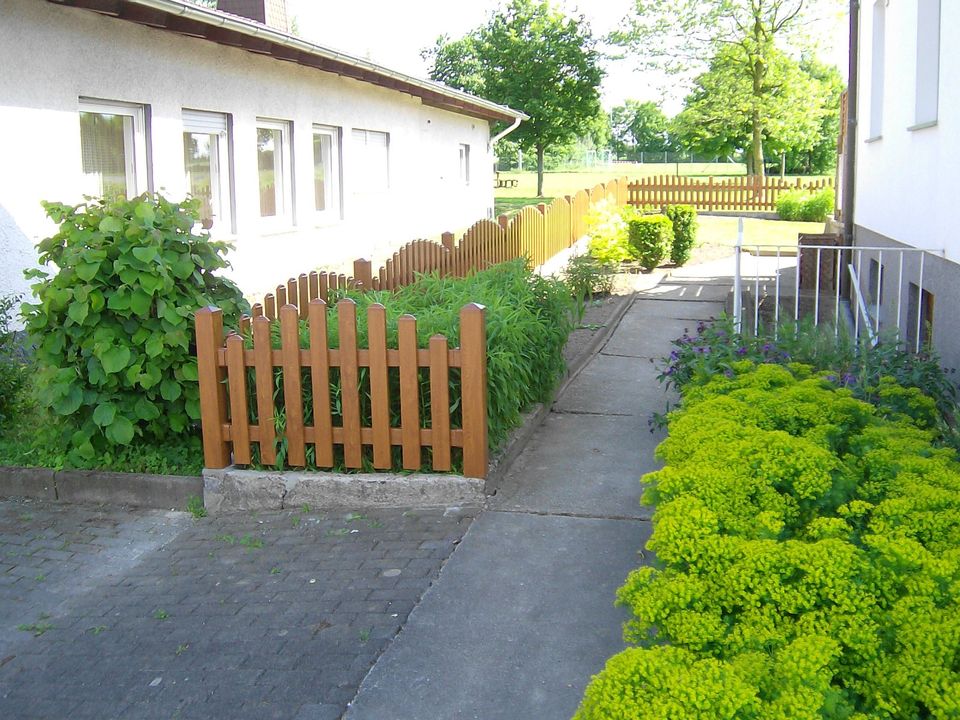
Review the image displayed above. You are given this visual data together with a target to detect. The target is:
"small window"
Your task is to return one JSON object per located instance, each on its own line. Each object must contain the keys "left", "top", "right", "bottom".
{"left": 459, "top": 144, "right": 470, "bottom": 185}
{"left": 256, "top": 118, "right": 293, "bottom": 224}
{"left": 313, "top": 125, "right": 341, "bottom": 218}
{"left": 869, "top": 0, "right": 885, "bottom": 139}
{"left": 906, "top": 282, "right": 934, "bottom": 350}
{"left": 79, "top": 98, "right": 149, "bottom": 198}
{"left": 914, "top": 0, "right": 940, "bottom": 126}
{"left": 352, "top": 129, "right": 389, "bottom": 191}
{"left": 183, "top": 109, "right": 233, "bottom": 234}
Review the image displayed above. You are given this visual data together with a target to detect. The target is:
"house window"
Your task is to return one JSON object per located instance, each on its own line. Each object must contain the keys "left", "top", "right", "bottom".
{"left": 313, "top": 125, "right": 341, "bottom": 218}
{"left": 182, "top": 109, "right": 233, "bottom": 234}
{"left": 351, "top": 129, "right": 389, "bottom": 191}
{"left": 868, "top": 0, "right": 885, "bottom": 139}
{"left": 459, "top": 144, "right": 470, "bottom": 185}
{"left": 79, "top": 99, "right": 149, "bottom": 199}
{"left": 906, "top": 282, "right": 934, "bottom": 350}
{"left": 256, "top": 118, "right": 293, "bottom": 223}
{"left": 914, "top": 0, "right": 940, "bottom": 126}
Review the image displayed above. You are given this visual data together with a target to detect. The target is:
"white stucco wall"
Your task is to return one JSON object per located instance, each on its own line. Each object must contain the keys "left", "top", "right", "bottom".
{"left": 0, "top": 0, "right": 498, "bottom": 299}
{"left": 855, "top": 0, "right": 959, "bottom": 261}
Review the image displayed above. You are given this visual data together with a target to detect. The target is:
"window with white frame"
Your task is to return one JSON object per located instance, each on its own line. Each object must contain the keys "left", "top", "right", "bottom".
{"left": 312, "top": 125, "right": 341, "bottom": 218}
{"left": 256, "top": 118, "right": 293, "bottom": 223}
{"left": 868, "top": 0, "right": 886, "bottom": 139}
{"left": 79, "top": 99, "right": 149, "bottom": 199}
{"left": 351, "top": 129, "right": 389, "bottom": 191}
{"left": 459, "top": 144, "right": 470, "bottom": 185}
{"left": 914, "top": 0, "right": 940, "bottom": 127}
{"left": 183, "top": 109, "right": 233, "bottom": 234}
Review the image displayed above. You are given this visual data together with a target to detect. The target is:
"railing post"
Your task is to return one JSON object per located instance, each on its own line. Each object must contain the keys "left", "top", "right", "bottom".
{"left": 733, "top": 218, "right": 743, "bottom": 335}
{"left": 460, "top": 303, "right": 488, "bottom": 479}
{"left": 195, "top": 306, "right": 231, "bottom": 469}
{"left": 353, "top": 258, "right": 373, "bottom": 291}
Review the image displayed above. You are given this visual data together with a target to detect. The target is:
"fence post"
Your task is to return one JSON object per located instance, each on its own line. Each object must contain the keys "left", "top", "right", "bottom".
{"left": 441, "top": 232, "right": 455, "bottom": 251}
{"left": 460, "top": 303, "right": 488, "bottom": 479}
{"left": 195, "top": 307, "right": 231, "bottom": 469}
{"left": 353, "top": 258, "right": 373, "bottom": 290}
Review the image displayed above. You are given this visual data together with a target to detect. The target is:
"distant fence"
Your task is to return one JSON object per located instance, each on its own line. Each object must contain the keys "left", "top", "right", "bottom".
{"left": 627, "top": 175, "right": 833, "bottom": 213}
{"left": 251, "top": 177, "right": 629, "bottom": 319}
{"left": 196, "top": 177, "right": 630, "bottom": 476}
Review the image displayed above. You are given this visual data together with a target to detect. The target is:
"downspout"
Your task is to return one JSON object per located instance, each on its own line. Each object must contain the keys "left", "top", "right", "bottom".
{"left": 843, "top": 0, "right": 860, "bottom": 245}
{"left": 489, "top": 115, "right": 523, "bottom": 150}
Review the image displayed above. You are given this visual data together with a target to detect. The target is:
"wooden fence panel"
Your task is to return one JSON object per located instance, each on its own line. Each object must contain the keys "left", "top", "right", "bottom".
{"left": 626, "top": 174, "right": 834, "bottom": 212}
{"left": 195, "top": 301, "right": 489, "bottom": 477}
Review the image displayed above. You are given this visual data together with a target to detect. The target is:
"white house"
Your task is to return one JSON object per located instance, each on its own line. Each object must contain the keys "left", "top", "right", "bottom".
{"left": 849, "top": 0, "right": 959, "bottom": 368}
{"left": 0, "top": 0, "right": 524, "bottom": 299}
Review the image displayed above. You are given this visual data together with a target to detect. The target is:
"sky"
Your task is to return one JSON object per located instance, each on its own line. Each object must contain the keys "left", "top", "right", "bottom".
{"left": 285, "top": 0, "right": 848, "bottom": 116}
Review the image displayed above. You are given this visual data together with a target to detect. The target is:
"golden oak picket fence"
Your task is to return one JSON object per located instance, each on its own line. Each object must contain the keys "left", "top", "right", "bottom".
{"left": 627, "top": 175, "right": 833, "bottom": 213}
{"left": 194, "top": 178, "right": 629, "bottom": 478}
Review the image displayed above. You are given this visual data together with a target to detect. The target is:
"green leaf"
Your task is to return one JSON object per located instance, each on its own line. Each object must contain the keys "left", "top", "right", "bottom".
{"left": 99, "top": 216, "right": 123, "bottom": 234}
{"left": 130, "top": 289, "right": 152, "bottom": 317}
{"left": 105, "top": 415, "right": 135, "bottom": 445}
{"left": 181, "top": 361, "right": 199, "bottom": 382}
{"left": 52, "top": 385, "right": 83, "bottom": 416}
{"left": 75, "top": 262, "right": 100, "bottom": 281}
{"left": 132, "top": 246, "right": 158, "bottom": 263}
{"left": 101, "top": 345, "right": 131, "bottom": 374}
{"left": 134, "top": 396, "right": 161, "bottom": 421}
{"left": 92, "top": 402, "right": 117, "bottom": 427}
{"left": 134, "top": 202, "right": 156, "bottom": 223}
{"left": 107, "top": 290, "right": 131, "bottom": 311}
{"left": 160, "top": 379, "right": 182, "bottom": 402}
{"left": 145, "top": 334, "right": 164, "bottom": 358}
{"left": 67, "top": 300, "right": 89, "bottom": 325}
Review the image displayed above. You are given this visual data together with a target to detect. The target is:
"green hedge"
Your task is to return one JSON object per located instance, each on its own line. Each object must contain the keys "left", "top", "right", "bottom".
{"left": 776, "top": 188, "right": 835, "bottom": 222}
{"left": 664, "top": 204, "right": 697, "bottom": 266}
{"left": 576, "top": 363, "right": 960, "bottom": 720}
{"left": 628, "top": 215, "right": 674, "bottom": 271}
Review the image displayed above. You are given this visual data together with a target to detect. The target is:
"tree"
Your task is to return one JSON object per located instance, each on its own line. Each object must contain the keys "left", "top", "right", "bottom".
{"left": 613, "top": 0, "right": 840, "bottom": 178}
{"left": 783, "top": 56, "right": 844, "bottom": 173}
{"left": 609, "top": 100, "right": 670, "bottom": 160}
{"left": 424, "top": 0, "right": 604, "bottom": 196}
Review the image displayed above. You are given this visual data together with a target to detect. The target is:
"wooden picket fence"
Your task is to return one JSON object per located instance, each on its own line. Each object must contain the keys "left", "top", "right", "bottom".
{"left": 252, "top": 178, "right": 630, "bottom": 317}
{"left": 195, "top": 300, "right": 490, "bottom": 477}
{"left": 627, "top": 175, "right": 833, "bottom": 213}
{"left": 194, "top": 176, "right": 630, "bottom": 478}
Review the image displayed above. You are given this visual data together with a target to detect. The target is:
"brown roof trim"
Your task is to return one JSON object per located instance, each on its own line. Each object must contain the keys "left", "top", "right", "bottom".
{"left": 47, "top": 0, "right": 527, "bottom": 124}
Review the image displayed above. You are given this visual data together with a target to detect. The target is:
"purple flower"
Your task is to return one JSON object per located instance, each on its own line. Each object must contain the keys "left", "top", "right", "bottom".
{"left": 736, "top": 347, "right": 748, "bottom": 356}
{"left": 724, "top": 369, "right": 734, "bottom": 378}
{"left": 826, "top": 374, "right": 838, "bottom": 383}
{"left": 670, "top": 351, "right": 679, "bottom": 360}
{"left": 842, "top": 373, "right": 856, "bottom": 386}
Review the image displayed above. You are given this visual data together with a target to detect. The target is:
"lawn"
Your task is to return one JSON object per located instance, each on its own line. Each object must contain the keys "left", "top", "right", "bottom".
{"left": 696, "top": 215, "right": 826, "bottom": 250}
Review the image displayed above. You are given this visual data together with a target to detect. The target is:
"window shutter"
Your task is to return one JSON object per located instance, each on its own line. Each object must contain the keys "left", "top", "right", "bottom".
{"left": 182, "top": 109, "right": 228, "bottom": 134}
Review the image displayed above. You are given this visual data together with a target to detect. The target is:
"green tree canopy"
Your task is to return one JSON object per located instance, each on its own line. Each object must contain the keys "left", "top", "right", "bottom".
{"left": 609, "top": 100, "right": 670, "bottom": 160}
{"left": 424, "top": 0, "right": 604, "bottom": 195}
{"left": 612, "top": 0, "right": 841, "bottom": 177}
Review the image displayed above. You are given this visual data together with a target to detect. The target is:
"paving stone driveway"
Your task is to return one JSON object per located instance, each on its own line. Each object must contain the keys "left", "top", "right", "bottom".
{"left": 0, "top": 497, "right": 475, "bottom": 720}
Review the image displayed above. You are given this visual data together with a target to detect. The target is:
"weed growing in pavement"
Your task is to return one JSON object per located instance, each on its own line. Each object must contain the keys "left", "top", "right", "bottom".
{"left": 345, "top": 512, "right": 366, "bottom": 522}
{"left": 152, "top": 609, "right": 169, "bottom": 621}
{"left": 270, "top": 567, "right": 281, "bottom": 575}
{"left": 239, "top": 535, "right": 263, "bottom": 550}
{"left": 327, "top": 528, "right": 349, "bottom": 537}
{"left": 175, "top": 643, "right": 189, "bottom": 656}
{"left": 18, "top": 614, "right": 53, "bottom": 636}
{"left": 214, "top": 533, "right": 236, "bottom": 544}
{"left": 359, "top": 628, "right": 371, "bottom": 643}
{"left": 291, "top": 515, "right": 301, "bottom": 528}
{"left": 186, "top": 496, "right": 207, "bottom": 519}
{"left": 87, "top": 626, "right": 107, "bottom": 635}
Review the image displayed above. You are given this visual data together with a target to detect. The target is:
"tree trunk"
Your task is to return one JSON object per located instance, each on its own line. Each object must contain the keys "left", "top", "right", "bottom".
{"left": 750, "top": 44, "right": 765, "bottom": 180}
{"left": 536, "top": 144, "right": 545, "bottom": 197}
{"left": 751, "top": 116, "right": 765, "bottom": 180}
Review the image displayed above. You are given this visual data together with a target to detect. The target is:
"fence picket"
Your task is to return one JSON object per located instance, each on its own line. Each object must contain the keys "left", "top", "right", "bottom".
{"left": 460, "top": 303, "right": 487, "bottom": 478}
{"left": 398, "top": 315, "right": 421, "bottom": 470}
{"left": 308, "top": 299, "right": 334, "bottom": 467}
{"left": 337, "top": 299, "right": 363, "bottom": 469}
{"left": 279, "top": 305, "right": 306, "bottom": 467}
{"left": 367, "top": 303, "right": 392, "bottom": 469}
{"left": 252, "top": 315, "right": 276, "bottom": 466}
{"left": 429, "top": 335, "right": 451, "bottom": 471}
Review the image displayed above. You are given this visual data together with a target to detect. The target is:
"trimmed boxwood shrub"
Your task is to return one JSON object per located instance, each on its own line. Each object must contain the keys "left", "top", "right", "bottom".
{"left": 22, "top": 194, "right": 248, "bottom": 464}
{"left": 628, "top": 215, "right": 674, "bottom": 271}
{"left": 575, "top": 363, "right": 960, "bottom": 720}
{"left": 664, "top": 204, "right": 697, "bottom": 266}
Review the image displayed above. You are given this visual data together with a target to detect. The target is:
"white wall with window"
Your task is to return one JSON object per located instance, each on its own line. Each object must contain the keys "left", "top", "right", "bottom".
{"left": 856, "top": 0, "right": 958, "bottom": 263}
{"left": 0, "top": 0, "right": 502, "bottom": 300}
{"left": 182, "top": 109, "right": 233, "bottom": 234}
{"left": 867, "top": 0, "right": 886, "bottom": 140}
{"left": 459, "top": 144, "right": 471, "bottom": 185}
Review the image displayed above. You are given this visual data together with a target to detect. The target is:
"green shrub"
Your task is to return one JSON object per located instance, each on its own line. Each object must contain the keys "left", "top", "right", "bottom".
{"left": 586, "top": 201, "right": 638, "bottom": 265}
{"left": 22, "top": 194, "right": 248, "bottom": 464}
{"left": 245, "top": 259, "right": 572, "bottom": 470}
{"left": 628, "top": 215, "right": 674, "bottom": 271}
{"left": 664, "top": 204, "right": 697, "bottom": 266}
{"left": 576, "top": 364, "right": 960, "bottom": 720}
{"left": 776, "top": 188, "right": 835, "bottom": 222}
{"left": 0, "top": 294, "right": 28, "bottom": 424}
{"left": 564, "top": 254, "right": 615, "bottom": 305}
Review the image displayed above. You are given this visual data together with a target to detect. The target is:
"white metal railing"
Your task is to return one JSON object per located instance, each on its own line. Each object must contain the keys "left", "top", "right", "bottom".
{"left": 732, "top": 217, "right": 944, "bottom": 351}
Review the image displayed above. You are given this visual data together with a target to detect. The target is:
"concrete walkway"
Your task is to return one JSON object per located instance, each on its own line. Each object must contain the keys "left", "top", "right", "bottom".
{"left": 345, "top": 266, "right": 731, "bottom": 720}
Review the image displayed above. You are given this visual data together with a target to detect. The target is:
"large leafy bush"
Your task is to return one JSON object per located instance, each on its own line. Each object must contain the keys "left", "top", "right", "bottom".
{"left": 0, "top": 294, "right": 28, "bottom": 424}
{"left": 585, "top": 200, "right": 640, "bottom": 265}
{"left": 576, "top": 364, "right": 960, "bottom": 719}
{"left": 22, "top": 194, "right": 247, "bottom": 462}
{"left": 628, "top": 215, "right": 673, "bottom": 271}
{"left": 776, "top": 188, "right": 835, "bottom": 222}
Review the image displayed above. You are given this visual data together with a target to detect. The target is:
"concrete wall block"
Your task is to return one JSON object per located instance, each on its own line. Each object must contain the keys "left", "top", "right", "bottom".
{"left": 0, "top": 466, "right": 57, "bottom": 500}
